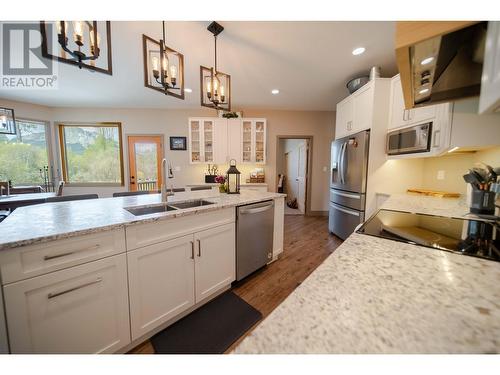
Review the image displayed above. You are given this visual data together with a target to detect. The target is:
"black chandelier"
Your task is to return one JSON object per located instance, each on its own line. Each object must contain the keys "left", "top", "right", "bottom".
{"left": 56, "top": 21, "right": 101, "bottom": 69}
{"left": 143, "top": 22, "right": 185, "bottom": 99}
{"left": 200, "top": 22, "right": 231, "bottom": 111}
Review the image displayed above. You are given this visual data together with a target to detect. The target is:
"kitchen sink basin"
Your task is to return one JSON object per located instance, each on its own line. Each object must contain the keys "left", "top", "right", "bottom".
{"left": 125, "top": 204, "right": 177, "bottom": 216}
{"left": 169, "top": 199, "right": 215, "bottom": 209}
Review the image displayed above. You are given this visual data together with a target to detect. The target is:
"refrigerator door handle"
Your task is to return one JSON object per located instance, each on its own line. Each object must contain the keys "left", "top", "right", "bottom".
{"left": 338, "top": 142, "right": 344, "bottom": 184}
{"left": 340, "top": 142, "right": 347, "bottom": 185}
{"left": 330, "top": 202, "right": 360, "bottom": 217}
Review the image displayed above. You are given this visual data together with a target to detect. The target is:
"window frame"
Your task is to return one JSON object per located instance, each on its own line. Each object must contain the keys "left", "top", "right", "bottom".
{"left": 58, "top": 122, "right": 125, "bottom": 187}
{"left": 0, "top": 117, "right": 53, "bottom": 186}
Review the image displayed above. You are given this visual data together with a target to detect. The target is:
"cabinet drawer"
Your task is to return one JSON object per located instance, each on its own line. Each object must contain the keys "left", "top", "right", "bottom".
{"left": 3, "top": 254, "right": 130, "bottom": 353}
{"left": 0, "top": 229, "right": 126, "bottom": 285}
{"left": 126, "top": 207, "right": 235, "bottom": 250}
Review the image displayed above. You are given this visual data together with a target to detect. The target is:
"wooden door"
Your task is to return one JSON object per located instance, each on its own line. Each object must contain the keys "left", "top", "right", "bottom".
{"left": 127, "top": 235, "right": 195, "bottom": 340}
{"left": 128, "top": 135, "right": 163, "bottom": 192}
{"left": 4, "top": 254, "right": 130, "bottom": 353}
{"left": 194, "top": 223, "right": 235, "bottom": 303}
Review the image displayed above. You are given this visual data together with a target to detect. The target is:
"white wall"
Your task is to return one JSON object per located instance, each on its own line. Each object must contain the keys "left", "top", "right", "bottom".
{"left": 0, "top": 99, "right": 335, "bottom": 211}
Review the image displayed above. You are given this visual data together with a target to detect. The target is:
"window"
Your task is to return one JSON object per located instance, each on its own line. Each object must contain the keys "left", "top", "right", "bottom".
{"left": 59, "top": 123, "right": 124, "bottom": 185}
{"left": 0, "top": 119, "right": 50, "bottom": 185}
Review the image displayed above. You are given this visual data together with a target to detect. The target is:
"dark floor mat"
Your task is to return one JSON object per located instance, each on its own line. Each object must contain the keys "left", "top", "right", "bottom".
{"left": 151, "top": 291, "right": 262, "bottom": 354}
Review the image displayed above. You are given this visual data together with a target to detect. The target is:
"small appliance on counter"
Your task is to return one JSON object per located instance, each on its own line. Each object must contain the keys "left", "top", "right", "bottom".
{"left": 358, "top": 209, "right": 500, "bottom": 263}
{"left": 463, "top": 164, "right": 499, "bottom": 216}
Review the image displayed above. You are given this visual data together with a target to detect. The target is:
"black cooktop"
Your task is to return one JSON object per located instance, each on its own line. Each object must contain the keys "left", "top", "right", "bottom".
{"left": 357, "top": 209, "right": 500, "bottom": 263}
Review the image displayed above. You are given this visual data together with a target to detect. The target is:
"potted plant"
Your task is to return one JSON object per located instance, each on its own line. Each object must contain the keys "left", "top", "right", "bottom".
{"left": 215, "top": 175, "right": 227, "bottom": 193}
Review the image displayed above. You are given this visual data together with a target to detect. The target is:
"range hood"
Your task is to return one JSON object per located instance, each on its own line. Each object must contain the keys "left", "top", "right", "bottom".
{"left": 396, "top": 21, "right": 488, "bottom": 109}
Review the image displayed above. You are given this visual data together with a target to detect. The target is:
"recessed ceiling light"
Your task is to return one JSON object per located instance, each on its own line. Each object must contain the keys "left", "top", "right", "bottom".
{"left": 419, "top": 88, "right": 430, "bottom": 95}
{"left": 352, "top": 47, "right": 366, "bottom": 56}
{"left": 271, "top": 89, "right": 280, "bottom": 95}
{"left": 185, "top": 88, "right": 193, "bottom": 93}
{"left": 420, "top": 57, "right": 434, "bottom": 65}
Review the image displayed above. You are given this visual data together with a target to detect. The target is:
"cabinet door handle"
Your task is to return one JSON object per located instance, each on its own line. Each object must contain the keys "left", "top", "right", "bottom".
{"left": 403, "top": 109, "right": 407, "bottom": 121}
{"left": 197, "top": 239, "right": 201, "bottom": 257}
{"left": 190, "top": 241, "right": 195, "bottom": 259}
{"left": 43, "top": 244, "right": 100, "bottom": 261}
{"left": 48, "top": 278, "right": 102, "bottom": 299}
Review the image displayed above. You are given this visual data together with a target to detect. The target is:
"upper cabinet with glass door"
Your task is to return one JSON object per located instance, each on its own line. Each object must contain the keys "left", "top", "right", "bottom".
{"left": 189, "top": 119, "right": 215, "bottom": 164}
{"left": 241, "top": 119, "right": 266, "bottom": 164}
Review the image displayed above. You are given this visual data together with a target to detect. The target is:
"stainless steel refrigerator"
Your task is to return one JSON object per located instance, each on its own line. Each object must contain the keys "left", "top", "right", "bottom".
{"left": 329, "top": 129, "right": 370, "bottom": 240}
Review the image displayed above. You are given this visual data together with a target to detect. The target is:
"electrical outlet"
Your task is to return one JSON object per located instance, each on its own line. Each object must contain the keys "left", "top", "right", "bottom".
{"left": 437, "top": 170, "right": 445, "bottom": 180}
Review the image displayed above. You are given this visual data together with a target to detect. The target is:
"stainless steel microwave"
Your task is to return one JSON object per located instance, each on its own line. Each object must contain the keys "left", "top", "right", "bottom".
{"left": 386, "top": 122, "right": 432, "bottom": 155}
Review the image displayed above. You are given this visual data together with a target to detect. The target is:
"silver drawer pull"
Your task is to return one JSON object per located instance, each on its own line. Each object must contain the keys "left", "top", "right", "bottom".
{"left": 197, "top": 239, "right": 201, "bottom": 257}
{"left": 43, "top": 244, "right": 101, "bottom": 261}
{"left": 48, "top": 278, "right": 103, "bottom": 299}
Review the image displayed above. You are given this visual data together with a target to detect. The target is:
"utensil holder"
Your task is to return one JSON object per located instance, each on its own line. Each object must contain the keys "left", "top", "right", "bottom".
{"left": 469, "top": 189, "right": 495, "bottom": 215}
{"left": 205, "top": 175, "right": 217, "bottom": 183}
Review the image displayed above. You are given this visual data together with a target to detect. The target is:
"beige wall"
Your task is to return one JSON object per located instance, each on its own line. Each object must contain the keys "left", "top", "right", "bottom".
{"left": 244, "top": 110, "right": 335, "bottom": 212}
{"left": 0, "top": 99, "right": 335, "bottom": 211}
{"left": 421, "top": 147, "right": 500, "bottom": 194}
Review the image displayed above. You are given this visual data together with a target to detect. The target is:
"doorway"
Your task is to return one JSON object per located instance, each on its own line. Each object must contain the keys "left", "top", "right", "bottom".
{"left": 276, "top": 137, "right": 312, "bottom": 216}
{"left": 127, "top": 135, "right": 164, "bottom": 192}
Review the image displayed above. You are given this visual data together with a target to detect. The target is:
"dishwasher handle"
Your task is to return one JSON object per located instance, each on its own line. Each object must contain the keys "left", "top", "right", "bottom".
{"left": 239, "top": 201, "right": 274, "bottom": 215}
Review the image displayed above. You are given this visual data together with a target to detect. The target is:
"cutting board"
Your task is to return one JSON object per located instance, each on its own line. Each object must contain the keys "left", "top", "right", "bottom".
{"left": 407, "top": 189, "right": 461, "bottom": 198}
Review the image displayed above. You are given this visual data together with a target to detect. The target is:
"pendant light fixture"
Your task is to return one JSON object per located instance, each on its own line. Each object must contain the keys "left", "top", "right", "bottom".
{"left": 143, "top": 22, "right": 185, "bottom": 99}
{"left": 0, "top": 108, "right": 16, "bottom": 135}
{"left": 55, "top": 21, "right": 103, "bottom": 69}
{"left": 200, "top": 22, "right": 231, "bottom": 111}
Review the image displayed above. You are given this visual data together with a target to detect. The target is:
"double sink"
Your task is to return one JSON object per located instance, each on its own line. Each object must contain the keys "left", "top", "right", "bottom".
{"left": 125, "top": 199, "right": 215, "bottom": 216}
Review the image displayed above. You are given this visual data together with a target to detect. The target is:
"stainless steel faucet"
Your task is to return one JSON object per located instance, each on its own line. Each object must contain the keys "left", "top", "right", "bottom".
{"left": 161, "top": 157, "right": 174, "bottom": 203}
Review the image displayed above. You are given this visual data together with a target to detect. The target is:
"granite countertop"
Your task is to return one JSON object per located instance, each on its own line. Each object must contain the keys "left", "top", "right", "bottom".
{"left": 0, "top": 190, "right": 285, "bottom": 250}
{"left": 381, "top": 193, "right": 469, "bottom": 219}
{"left": 234, "top": 193, "right": 500, "bottom": 354}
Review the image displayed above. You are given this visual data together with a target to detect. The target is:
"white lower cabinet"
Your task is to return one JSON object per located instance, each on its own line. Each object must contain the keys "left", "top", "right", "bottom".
{"left": 127, "top": 235, "right": 195, "bottom": 340}
{"left": 3, "top": 254, "right": 130, "bottom": 354}
{"left": 127, "top": 223, "right": 236, "bottom": 340}
{"left": 194, "top": 223, "right": 235, "bottom": 302}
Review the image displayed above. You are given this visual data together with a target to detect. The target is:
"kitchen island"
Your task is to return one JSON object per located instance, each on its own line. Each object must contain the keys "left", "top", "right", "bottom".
{"left": 234, "top": 193, "right": 500, "bottom": 354}
{"left": 0, "top": 190, "right": 285, "bottom": 354}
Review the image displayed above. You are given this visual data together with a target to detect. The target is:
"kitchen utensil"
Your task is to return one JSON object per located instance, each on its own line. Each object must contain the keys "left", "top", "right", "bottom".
{"left": 463, "top": 172, "right": 481, "bottom": 190}
{"left": 346, "top": 76, "right": 369, "bottom": 94}
{"left": 369, "top": 66, "right": 381, "bottom": 80}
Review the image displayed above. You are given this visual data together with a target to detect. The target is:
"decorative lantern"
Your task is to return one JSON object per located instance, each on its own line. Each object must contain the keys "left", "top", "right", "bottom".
{"left": 226, "top": 159, "right": 241, "bottom": 194}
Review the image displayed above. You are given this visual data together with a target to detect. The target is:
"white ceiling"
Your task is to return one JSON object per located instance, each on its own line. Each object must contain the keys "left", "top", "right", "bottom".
{"left": 0, "top": 21, "right": 398, "bottom": 111}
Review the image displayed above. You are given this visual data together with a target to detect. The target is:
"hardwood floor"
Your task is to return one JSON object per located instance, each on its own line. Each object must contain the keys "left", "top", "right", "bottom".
{"left": 128, "top": 215, "right": 342, "bottom": 354}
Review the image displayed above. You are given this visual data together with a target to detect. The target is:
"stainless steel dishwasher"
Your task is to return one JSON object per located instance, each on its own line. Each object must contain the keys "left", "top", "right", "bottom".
{"left": 236, "top": 200, "right": 274, "bottom": 281}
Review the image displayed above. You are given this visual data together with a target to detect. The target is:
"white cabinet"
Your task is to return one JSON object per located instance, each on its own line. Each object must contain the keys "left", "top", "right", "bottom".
{"left": 227, "top": 118, "right": 242, "bottom": 163}
{"left": 189, "top": 118, "right": 216, "bottom": 164}
{"left": 335, "top": 95, "right": 354, "bottom": 139}
{"left": 0, "top": 229, "right": 126, "bottom": 285}
{"left": 272, "top": 197, "right": 285, "bottom": 260}
{"left": 3, "top": 254, "right": 130, "bottom": 353}
{"left": 189, "top": 117, "right": 266, "bottom": 164}
{"left": 194, "top": 223, "right": 235, "bottom": 302}
{"left": 335, "top": 81, "right": 378, "bottom": 139}
{"left": 479, "top": 21, "right": 500, "bottom": 114}
{"left": 127, "top": 223, "right": 235, "bottom": 339}
{"left": 352, "top": 83, "right": 374, "bottom": 133}
{"left": 241, "top": 119, "right": 267, "bottom": 164}
{"left": 127, "top": 235, "right": 195, "bottom": 340}
{"left": 0, "top": 287, "right": 8, "bottom": 353}
{"left": 388, "top": 75, "right": 442, "bottom": 131}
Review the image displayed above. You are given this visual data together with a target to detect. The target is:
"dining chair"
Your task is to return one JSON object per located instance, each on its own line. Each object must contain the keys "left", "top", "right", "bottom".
{"left": 113, "top": 191, "right": 150, "bottom": 197}
{"left": 45, "top": 194, "right": 99, "bottom": 203}
{"left": 190, "top": 186, "right": 212, "bottom": 191}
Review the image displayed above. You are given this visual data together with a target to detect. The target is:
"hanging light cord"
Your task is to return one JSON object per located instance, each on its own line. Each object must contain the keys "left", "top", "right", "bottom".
{"left": 214, "top": 34, "right": 218, "bottom": 72}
